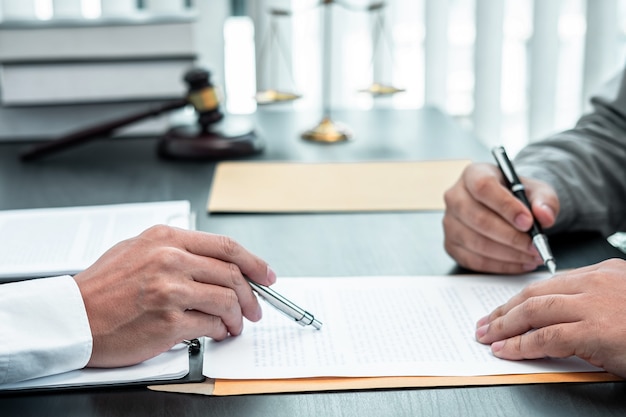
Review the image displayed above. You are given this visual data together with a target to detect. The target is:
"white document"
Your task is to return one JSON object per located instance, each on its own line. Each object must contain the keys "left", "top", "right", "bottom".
{"left": 204, "top": 275, "right": 601, "bottom": 379}
{"left": 1, "top": 343, "right": 190, "bottom": 391}
{"left": 0, "top": 201, "right": 191, "bottom": 281}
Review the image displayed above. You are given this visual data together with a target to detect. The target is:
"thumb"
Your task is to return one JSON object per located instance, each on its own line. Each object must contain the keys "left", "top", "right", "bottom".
{"left": 525, "top": 178, "right": 559, "bottom": 229}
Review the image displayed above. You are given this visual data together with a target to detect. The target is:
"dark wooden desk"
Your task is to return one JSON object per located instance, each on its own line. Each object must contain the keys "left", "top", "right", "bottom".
{"left": 1, "top": 108, "right": 624, "bottom": 416}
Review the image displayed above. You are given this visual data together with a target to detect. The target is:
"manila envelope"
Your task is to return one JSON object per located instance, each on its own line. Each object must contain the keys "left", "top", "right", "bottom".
{"left": 207, "top": 160, "right": 471, "bottom": 213}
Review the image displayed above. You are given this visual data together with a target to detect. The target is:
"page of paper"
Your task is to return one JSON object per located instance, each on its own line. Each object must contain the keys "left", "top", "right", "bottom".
{"left": 204, "top": 275, "right": 601, "bottom": 379}
{"left": 0, "top": 200, "right": 190, "bottom": 281}
{"left": 2, "top": 343, "right": 190, "bottom": 391}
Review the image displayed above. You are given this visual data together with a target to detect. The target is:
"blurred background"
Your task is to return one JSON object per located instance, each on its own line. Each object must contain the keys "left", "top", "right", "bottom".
{"left": 0, "top": 0, "right": 625, "bottom": 155}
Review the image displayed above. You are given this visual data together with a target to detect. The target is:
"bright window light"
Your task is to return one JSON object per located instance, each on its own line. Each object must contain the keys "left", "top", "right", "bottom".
{"left": 224, "top": 16, "right": 257, "bottom": 114}
{"left": 34, "top": 0, "right": 53, "bottom": 20}
{"left": 81, "top": 0, "right": 101, "bottom": 19}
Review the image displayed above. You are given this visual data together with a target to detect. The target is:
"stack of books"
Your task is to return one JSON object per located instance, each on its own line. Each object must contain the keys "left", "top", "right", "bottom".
{"left": 0, "top": 14, "right": 198, "bottom": 106}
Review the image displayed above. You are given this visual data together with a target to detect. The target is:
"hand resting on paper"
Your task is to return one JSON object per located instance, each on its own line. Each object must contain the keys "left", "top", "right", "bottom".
{"left": 73, "top": 225, "right": 275, "bottom": 368}
{"left": 442, "top": 162, "right": 560, "bottom": 274}
{"left": 475, "top": 259, "right": 626, "bottom": 377}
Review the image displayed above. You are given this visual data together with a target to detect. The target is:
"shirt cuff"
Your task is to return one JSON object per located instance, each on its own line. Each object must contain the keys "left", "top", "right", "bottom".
{"left": 0, "top": 275, "right": 92, "bottom": 384}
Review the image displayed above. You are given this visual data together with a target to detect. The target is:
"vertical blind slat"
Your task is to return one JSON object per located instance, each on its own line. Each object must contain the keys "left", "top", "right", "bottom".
{"left": 582, "top": 0, "right": 620, "bottom": 111}
{"left": 0, "top": 0, "right": 37, "bottom": 19}
{"left": 424, "top": 0, "right": 448, "bottom": 110}
{"left": 99, "top": 0, "right": 138, "bottom": 17}
{"left": 473, "top": 0, "right": 505, "bottom": 147}
{"left": 51, "top": 0, "right": 81, "bottom": 18}
{"left": 528, "top": 0, "right": 561, "bottom": 142}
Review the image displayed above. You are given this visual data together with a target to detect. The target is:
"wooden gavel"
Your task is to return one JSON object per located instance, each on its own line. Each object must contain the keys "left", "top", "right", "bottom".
{"left": 21, "top": 68, "right": 225, "bottom": 162}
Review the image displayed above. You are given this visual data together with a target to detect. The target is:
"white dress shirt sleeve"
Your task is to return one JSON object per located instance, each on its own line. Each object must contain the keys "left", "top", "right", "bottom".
{"left": 0, "top": 275, "right": 92, "bottom": 384}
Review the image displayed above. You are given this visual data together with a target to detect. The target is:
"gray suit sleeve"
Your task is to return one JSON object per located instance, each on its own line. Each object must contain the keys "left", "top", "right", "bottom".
{"left": 514, "top": 68, "right": 626, "bottom": 236}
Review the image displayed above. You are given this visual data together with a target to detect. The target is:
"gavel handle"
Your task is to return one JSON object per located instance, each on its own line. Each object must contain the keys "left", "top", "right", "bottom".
{"left": 21, "top": 98, "right": 188, "bottom": 162}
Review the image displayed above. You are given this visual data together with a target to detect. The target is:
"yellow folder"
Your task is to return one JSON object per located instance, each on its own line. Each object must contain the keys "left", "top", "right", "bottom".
{"left": 150, "top": 372, "right": 621, "bottom": 396}
{"left": 207, "top": 160, "right": 471, "bottom": 213}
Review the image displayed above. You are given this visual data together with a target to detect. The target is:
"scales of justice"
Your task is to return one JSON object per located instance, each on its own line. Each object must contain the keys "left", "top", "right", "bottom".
{"left": 255, "top": 0, "right": 404, "bottom": 143}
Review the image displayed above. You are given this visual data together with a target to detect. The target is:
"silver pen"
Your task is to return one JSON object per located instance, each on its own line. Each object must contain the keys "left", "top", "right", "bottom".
{"left": 492, "top": 146, "right": 557, "bottom": 274}
{"left": 247, "top": 279, "right": 323, "bottom": 330}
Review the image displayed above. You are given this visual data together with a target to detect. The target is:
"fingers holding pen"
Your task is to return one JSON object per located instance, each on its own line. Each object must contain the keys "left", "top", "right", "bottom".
{"left": 443, "top": 215, "right": 541, "bottom": 273}
{"left": 177, "top": 229, "right": 276, "bottom": 287}
{"left": 140, "top": 225, "right": 275, "bottom": 326}
{"left": 161, "top": 236, "right": 279, "bottom": 339}
{"left": 523, "top": 177, "right": 560, "bottom": 229}
{"left": 184, "top": 256, "right": 262, "bottom": 321}
{"left": 75, "top": 225, "right": 279, "bottom": 367}
{"left": 180, "top": 285, "right": 248, "bottom": 340}
{"left": 459, "top": 163, "right": 559, "bottom": 241}
{"left": 445, "top": 164, "right": 536, "bottom": 248}
{"left": 443, "top": 165, "right": 542, "bottom": 273}
{"left": 139, "top": 225, "right": 275, "bottom": 285}
{"left": 463, "top": 164, "right": 535, "bottom": 232}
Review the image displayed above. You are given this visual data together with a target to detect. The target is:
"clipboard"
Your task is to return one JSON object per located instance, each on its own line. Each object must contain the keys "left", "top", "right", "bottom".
{"left": 0, "top": 341, "right": 206, "bottom": 394}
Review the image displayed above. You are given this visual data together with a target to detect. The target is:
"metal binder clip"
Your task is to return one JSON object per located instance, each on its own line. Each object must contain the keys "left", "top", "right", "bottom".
{"left": 183, "top": 339, "right": 201, "bottom": 354}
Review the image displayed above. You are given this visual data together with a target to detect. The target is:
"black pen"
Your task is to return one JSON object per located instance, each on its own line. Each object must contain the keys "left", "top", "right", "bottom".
{"left": 491, "top": 146, "right": 557, "bottom": 274}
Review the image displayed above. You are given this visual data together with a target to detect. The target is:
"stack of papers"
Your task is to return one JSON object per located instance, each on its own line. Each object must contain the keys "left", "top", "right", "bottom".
{"left": 0, "top": 200, "right": 191, "bottom": 281}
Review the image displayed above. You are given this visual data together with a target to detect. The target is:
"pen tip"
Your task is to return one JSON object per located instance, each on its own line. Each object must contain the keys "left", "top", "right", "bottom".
{"left": 546, "top": 259, "right": 557, "bottom": 275}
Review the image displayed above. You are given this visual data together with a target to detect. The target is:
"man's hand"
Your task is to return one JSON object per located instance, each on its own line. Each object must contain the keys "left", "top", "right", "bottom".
{"left": 476, "top": 259, "right": 626, "bottom": 377}
{"left": 73, "top": 225, "right": 275, "bottom": 368}
{"left": 443, "top": 163, "right": 559, "bottom": 273}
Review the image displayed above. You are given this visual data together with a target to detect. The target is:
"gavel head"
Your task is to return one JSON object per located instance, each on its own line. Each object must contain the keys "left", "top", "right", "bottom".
{"left": 183, "top": 68, "right": 224, "bottom": 131}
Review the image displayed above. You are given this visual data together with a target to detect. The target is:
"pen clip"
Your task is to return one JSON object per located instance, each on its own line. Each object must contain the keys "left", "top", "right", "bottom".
{"left": 491, "top": 146, "right": 520, "bottom": 188}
